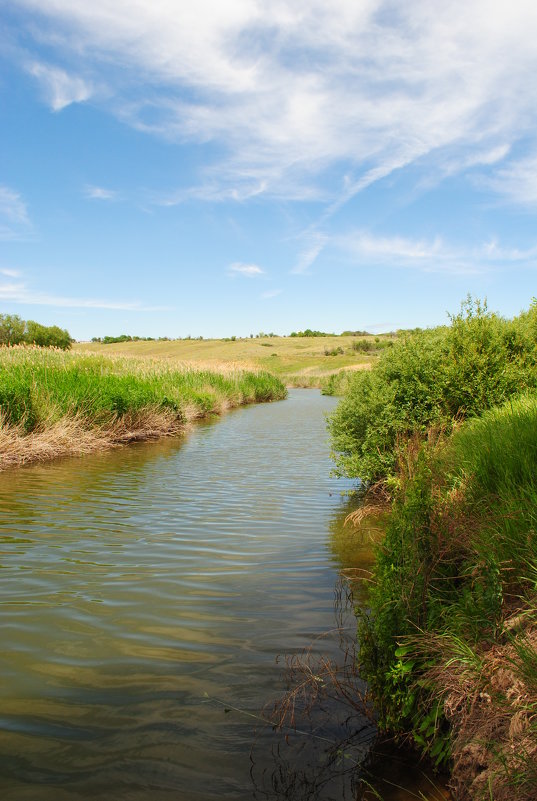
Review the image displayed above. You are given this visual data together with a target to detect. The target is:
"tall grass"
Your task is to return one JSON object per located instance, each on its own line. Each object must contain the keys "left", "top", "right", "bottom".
{"left": 357, "top": 394, "right": 537, "bottom": 799}
{"left": 0, "top": 346, "right": 286, "bottom": 467}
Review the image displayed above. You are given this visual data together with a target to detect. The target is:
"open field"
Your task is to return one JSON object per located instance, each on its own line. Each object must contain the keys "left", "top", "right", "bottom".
{"left": 0, "top": 346, "right": 286, "bottom": 469}
{"left": 74, "top": 335, "right": 385, "bottom": 385}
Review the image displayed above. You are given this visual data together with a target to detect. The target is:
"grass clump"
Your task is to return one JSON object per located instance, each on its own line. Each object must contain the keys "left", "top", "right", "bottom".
{"left": 0, "top": 347, "right": 286, "bottom": 468}
{"left": 357, "top": 394, "right": 537, "bottom": 799}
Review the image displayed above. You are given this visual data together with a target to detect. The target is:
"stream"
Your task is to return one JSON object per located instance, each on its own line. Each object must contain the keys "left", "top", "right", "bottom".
{"left": 0, "top": 389, "right": 448, "bottom": 800}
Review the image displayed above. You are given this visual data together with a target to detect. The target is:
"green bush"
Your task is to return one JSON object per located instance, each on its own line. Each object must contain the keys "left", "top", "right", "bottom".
{"left": 330, "top": 298, "right": 537, "bottom": 483}
{"left": 358, "top": 393, "right": 537, "bottom": 764}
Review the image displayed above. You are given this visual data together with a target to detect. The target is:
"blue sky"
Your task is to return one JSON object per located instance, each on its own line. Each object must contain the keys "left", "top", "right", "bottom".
{"left": 2, "top": 1, "right": 537, "bottom": 340}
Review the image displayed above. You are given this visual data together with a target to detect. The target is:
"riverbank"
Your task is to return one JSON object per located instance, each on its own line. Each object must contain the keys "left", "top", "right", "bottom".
{"left": 0, "top": 346, "right": 286, "bottom": 469}
{"left": 329, "top": 299, "right": 537, "bottom": 800}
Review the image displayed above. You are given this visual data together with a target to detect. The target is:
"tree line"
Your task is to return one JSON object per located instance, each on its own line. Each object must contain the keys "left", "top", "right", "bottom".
{"left": 0, "top": 313, "right": 72, "bottom": 350}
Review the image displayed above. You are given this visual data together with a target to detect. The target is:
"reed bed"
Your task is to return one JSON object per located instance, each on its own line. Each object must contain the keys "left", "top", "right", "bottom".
{"left": 0, "top": 346, "right": 286, "bottom": 469}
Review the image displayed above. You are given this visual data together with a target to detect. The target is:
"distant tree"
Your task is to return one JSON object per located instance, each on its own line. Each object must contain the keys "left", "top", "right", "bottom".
{"left": 26, "top": 321, "right": 72, "bottom": 350}
{"left": 0, "top": 314, "right": 25, "bottom": 345}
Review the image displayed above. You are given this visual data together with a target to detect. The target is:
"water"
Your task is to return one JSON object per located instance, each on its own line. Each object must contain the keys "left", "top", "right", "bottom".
{"left": 0, "top": 389, "right": 451, "bottom": 801}
{"left": 0, "top": 390, "right": 378, "bottom": 800}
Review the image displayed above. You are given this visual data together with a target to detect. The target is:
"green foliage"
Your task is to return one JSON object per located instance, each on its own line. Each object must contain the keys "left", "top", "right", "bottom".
{"left": 330, "top": 298, "right": 537, "bottom": 483}
{"left": 26, "top": 320, "right": 72, "bottom": 349}
{"left": 351, "top": 338, "right": 375, "bottom": 352}
{"left": 289, "top": 328, "right": 335, "bottom": 337}
{"left": 358, "top": 393, "right": 537, "bottom": 768}
{"left": 96, "top": 334, "right": 157, "bottom": 344}
{"left": 0, "top": 314, "right": 26, "bottom": 346}
{"left": 0, "top": 348, "right": 287, "bottom": 433}
{"left": 0, "top": 313, "right": 72, "bottom": 349}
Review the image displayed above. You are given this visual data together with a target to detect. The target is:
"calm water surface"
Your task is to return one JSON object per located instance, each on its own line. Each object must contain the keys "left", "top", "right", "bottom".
{"left": 0, "top": 390, "right": 449, "bottom": 801}
{"left": 1, "top": 390, "right": 372, "bottom": 800}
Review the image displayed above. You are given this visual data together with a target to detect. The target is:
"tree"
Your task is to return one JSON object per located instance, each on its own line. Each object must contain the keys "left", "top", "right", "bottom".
{"left": 25, "top": 321, "right": 72, "bottom": 350}
{"left": 0, "top": 314, "right": 25, "bottom": 345}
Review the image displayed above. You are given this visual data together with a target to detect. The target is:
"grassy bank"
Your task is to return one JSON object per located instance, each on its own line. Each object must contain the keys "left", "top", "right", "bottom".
{"left": 75, "top": 334, "right": 384, "bottom": 387}
{"left": 329, "top": 300, "right": 537, "bottom": 800}
{"left": 0, "top": 346, "right": 286, "bottom": 469}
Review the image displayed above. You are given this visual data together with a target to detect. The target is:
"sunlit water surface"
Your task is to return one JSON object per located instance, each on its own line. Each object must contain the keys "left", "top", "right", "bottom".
{"left": 0, "top": 390, "right": 448, "bottom": 801}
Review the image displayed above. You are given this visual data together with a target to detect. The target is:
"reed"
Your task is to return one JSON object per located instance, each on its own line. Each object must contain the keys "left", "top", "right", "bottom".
{"left": 0, "top": 346, "right": 286, "bottom": 468}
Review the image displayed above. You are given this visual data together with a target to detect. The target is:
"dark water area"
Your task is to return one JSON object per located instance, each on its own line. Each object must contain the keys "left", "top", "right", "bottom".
{"left": 0, "top": 389, "right": 449, "bottom": 800}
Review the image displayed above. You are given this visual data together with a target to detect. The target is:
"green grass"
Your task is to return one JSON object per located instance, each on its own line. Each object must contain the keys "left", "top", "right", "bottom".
{"left": 0, "top": 346, "right": 287, "bottom": 434}
{"left": 74, "top": 334, "right": 383, "bottom": 386}
{"left": 357, "top": 393, "right": 537, "bottom": 795}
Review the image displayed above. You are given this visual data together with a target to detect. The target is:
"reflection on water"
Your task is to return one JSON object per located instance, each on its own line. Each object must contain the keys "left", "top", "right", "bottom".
{"left": 0, "top": 389, "right": 452, "bottom": 801}
{"left": 1, "top": 389, "right": 372, "bottom": 801}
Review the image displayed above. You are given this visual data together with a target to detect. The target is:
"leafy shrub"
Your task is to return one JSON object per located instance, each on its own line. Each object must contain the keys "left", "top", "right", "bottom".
{"left": 351, "top": 338, "right": 375, "bottom": 352}
{"left": 357, "top": 393, "right": 537, "bottom": 767}
{"left": 330, "top": 298, "right": 537, "bottom": 483}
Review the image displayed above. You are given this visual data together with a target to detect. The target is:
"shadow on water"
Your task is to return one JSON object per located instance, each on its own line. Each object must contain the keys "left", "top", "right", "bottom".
{"left": 249, "top": 494, "right": 452, "bottom": 801}
{"left": 0, "top": 390, "right": 452, "bottom": 800}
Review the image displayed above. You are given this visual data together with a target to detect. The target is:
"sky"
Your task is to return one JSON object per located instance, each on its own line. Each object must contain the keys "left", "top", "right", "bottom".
{"left": 2, "top": 1, "right": 537, "bottom": 340}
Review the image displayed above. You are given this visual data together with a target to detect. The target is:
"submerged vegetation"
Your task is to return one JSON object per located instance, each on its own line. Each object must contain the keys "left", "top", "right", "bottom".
{"left": 330, "top": 298, "right": 537, "bottom": 799}
{"left": 0, "top": 347, "right": 286, "bottom": 469}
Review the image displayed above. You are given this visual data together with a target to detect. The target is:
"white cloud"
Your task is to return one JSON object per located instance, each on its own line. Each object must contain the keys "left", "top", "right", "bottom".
{"left": 84, "top": 185, "right": 118, "bottom": 201}
{"left": 27, "top": 62, "right": 92, "bottom": 111}
{"left": 485, "top": 152, "right": 537, "bottom": 206}
{"left": 261, "top": 289, "right": 282, "bottom": 299}
{"left": 0, "top": 185, "right": 31, "bottom": 240}
{"left": 0, "top": 278, "right": 169, "bottom": 311}
{"left": 292, "top": 233, "right": 328, "bottom": 274}
{"left": 228, "top": 261, "right": 264, "bottom": 277}
{"left": 10, "top": 1, "right": 537, "bottom": 203}
{"left": 336, "top": 231, "right": 537, "bottom": 274}
{"left": 0, "top": 268, "right": 22, "bottom": 278}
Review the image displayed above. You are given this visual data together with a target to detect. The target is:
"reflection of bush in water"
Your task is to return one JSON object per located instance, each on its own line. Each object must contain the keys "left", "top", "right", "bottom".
{"left": 250, "top": 580, "right": 376, "bottom": 801}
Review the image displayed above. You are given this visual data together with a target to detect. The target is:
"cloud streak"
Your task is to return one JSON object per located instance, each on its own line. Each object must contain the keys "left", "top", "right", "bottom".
{"left": 27, "top": 61, "right": 93, "bottom": 111}
{"left": 9, "top": 0, "right": 537, "bottom": 205}
{"left": 0, "top": 185, "right": 31, "bottom": 240}
{"left": 0, "top": 278, "right": 170, "bottom": 311}
{"left": 84, "top": 185, "right": 119, "bottom": 201}
{"left": 336, "top": 231, "right": 537, "bottom": 274}
{"left": 227, "top": 262, "right": 264, "bottom": 277}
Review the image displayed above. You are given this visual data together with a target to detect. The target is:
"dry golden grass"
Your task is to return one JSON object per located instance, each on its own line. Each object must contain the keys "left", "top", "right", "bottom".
{"left": 0, "top": 408, "right": 185, "bottom": 470}
{"left": 74, "top": 336, "right": 378, "bottom": 385}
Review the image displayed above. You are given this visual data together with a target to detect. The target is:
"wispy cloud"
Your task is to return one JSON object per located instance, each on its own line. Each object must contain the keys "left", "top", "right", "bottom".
{"left": 84, "top": 185, "right": 119, "bottom": 201}
{"left": 485, "top": 151, "right": 537, "bottom": 206}
{"left": 292, "top": 233, "right": 328, "bottom": 274}
{"left": 0, "top": 268, "right": 22, "bottom": 278}
{"left": 0, "top": 277, "right": 170, "bottom": 311}
{"left": 0, "top": 185, "right": 31, "bottom": 240}
{"left": 10, "top": 1, "right": 537, "bottom": 204}
{"left": 227, "top": 262, "right": 264, "bottom": 277}
{"left": 336, "top": 231, "right": 537, "bottom": 274}
{"left": 261, "top": 289, "right": 282, "bottom": 299}
{"left": 27, "top": 61, "right": 92, "bottom": 111}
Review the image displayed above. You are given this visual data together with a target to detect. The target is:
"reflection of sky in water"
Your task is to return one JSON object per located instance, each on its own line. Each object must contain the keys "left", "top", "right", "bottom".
{"left": 0, "top": 390, "right": 450, "bottom": 801}
{"left": 0, "top": 390, "right": 371, "bottom": 800}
